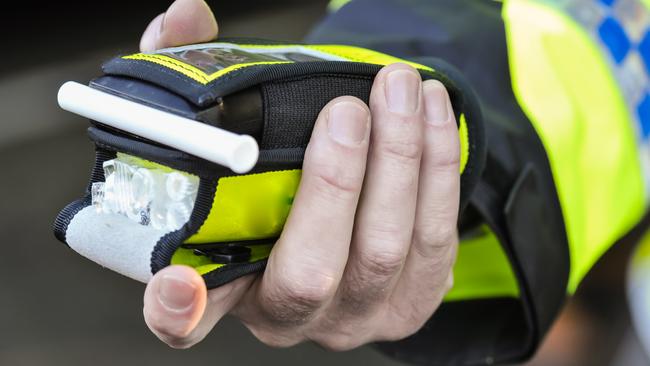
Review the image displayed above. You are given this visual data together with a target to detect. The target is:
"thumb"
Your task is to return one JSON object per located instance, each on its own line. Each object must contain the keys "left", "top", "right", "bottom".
{"left": 143, "top": 265, "right": 252, "bottom": 349}
{"left": 140, "top": 0, "right": 218, "bottom": 52}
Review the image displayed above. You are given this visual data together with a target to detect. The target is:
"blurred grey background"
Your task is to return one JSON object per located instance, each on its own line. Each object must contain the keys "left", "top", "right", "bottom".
{"left": 0, "top": 1, "right": 648, "bottom": 365}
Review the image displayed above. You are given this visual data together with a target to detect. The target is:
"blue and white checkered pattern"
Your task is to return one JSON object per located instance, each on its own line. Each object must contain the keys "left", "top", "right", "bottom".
{"left": 544, "top": 0, "right": 650, "bottom": 188}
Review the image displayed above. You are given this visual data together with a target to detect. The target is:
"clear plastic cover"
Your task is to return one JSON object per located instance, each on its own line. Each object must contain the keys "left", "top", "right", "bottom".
{"left": 91, "top": 156, "right": 199, "bottom": 231}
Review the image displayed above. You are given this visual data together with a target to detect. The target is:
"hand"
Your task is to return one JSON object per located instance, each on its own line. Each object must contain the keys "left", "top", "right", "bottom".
{"left": 140, "top": 0, "right": 460, "bottom": 351}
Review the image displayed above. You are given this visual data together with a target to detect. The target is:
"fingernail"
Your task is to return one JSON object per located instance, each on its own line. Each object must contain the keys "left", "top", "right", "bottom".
{"left": 423, "top": 81, "right": 451, "bottom": 126}
{"left": 385, "top": 69, "right": 421, "bottom": 115}
{"left": 158, "top": 274, "right": 197, "bottom": 312}
{"left": 328, "top": 101, "right": 369, "bottom": 146}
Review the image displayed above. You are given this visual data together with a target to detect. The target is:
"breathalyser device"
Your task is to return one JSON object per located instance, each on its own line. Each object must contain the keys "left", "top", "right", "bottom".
{"left": 54, "top": 39, "right": 484, "bottom": 288}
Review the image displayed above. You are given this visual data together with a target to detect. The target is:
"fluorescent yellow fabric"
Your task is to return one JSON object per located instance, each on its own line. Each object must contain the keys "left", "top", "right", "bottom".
{"left": 328, "top": 0, "right": 352, "bottom": 12}
{"left": 120, "top": 147, "right": 516, "bottom": 299}
{"left": 171, "top": 244, "right": 273, "bottom": 275}
{"left": 305, "top": 44, "right": 434, "bottom": 72}
{"left": 503, "top": 0, "right": 646, "bottom": 292}
{"left": 116, "top": 152, "right": 183, "bottom": 174}
{"left": 124, "top": 44, "right": 433, "bottom": 85}
{"left": 459, "top": 114, "right": 469, "bottom": 173}
{"left": 632, "top": 229, "right": 650, "bottom": 268}
{"left": 186, "top": 170, "right": 302, "bottom": 244}
{"left": 445, "top": 227, "right": 520, "bottom": 302}
{"left": 124, "top": 54, "right": 290, "bottom": 84}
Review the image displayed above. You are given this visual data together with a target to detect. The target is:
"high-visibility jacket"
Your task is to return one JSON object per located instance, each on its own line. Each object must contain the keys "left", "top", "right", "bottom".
{"left": 310, "top": 0, "right": 650, "bottom": 364}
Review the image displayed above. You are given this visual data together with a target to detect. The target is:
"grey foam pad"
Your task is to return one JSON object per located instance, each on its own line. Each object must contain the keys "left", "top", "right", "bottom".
{"left": 65, "top": 206, "right": 169, "bottom": 283}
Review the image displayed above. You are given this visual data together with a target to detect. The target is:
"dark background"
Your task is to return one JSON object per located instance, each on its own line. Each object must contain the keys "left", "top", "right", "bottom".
{"left": 0, "top": 1, "right": 648, "bottom": 365}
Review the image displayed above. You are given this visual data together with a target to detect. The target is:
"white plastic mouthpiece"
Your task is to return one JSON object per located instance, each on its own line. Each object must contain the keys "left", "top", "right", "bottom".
{"left": 57, "top": 81, "right": 259, "bottom": 173}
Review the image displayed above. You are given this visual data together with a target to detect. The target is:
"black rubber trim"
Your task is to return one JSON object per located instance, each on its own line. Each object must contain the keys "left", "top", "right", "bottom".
{"left": 190, "top": 245, "right": 252, "bottom": 264}
{"left": 181, "top": 237, "right": 279, "bottom": 249}
{"left": 88, "top": 126, "right": 305, "bottom": 178}
{"left": 202, "top": 259, "right": 269, "bottom": 289}
{"left": 151, "top": 176, "right": 218, "bottom": 274}
{"left": 53, "top": 196, "right": 91, "bottom": 244}
{"left": 53, "top": 148, "right": 117, "bottom": 244}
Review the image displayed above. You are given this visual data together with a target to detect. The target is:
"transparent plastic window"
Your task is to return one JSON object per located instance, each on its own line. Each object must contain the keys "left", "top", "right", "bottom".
{"left": 91, "top": 154, "right": 199, "bottom": 232}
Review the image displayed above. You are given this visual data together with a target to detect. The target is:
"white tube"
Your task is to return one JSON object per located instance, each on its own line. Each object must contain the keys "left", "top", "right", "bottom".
{"left": 57, "top": 81, "right": 259, "bottom": 174}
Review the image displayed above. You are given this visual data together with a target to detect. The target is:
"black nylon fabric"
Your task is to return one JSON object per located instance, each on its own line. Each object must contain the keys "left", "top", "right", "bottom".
{"left": 308, "top": 0, "right": 570, "bottom": 364}
{"left": 261, "top": 74, "right": 373, "bottom": 149}
{"left": 53, "top": 148, "right": 116, "bottom": 243}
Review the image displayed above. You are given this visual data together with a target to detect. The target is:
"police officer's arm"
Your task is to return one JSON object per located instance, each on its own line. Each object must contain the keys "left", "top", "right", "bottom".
{"left": 139, "top": 0, "right": 460, "bottom": 350}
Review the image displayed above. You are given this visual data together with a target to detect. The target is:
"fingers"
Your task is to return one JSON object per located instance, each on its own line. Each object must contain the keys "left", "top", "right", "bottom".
{"left": 143, "top": 265, "right": 252, "bottom": 349}
{"left": 234, "top": 97, "right": 371, "bottom": 339}
{"left": 337, "top": 63, "right": 425, "bottom": 312}
{"left": 385, "top": 80, "right": 460, "bottom": 336}
{"left": 142, "top": 65, "right": 460, "bottom": 351}
{"left": 140, "top": 0, "right": 218, "bottom": 52}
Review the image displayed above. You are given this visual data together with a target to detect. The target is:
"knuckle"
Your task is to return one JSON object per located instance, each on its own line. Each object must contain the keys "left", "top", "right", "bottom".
{"left": 371, "top": 141, "right": 421, "bottom": 194}
{"left": 304, "top": 147, "right": 363, "bottom": 202}
{"left": 281, "top": 278, "right": 333, "bottom": 307}
{"left": 432, "top": 154, "right": 461, "bottom": 173}
{"left": 433, "top": 226, "right": 458, "bottom": 251}
{"left": 338, "top": 249, "right": 404, "bottom": 312}
{"left": 312, "top": 168, "right": 362, "bottom": 199}
{"left": 427, "top": 124, "right": 461, "bottom": 167}
{"left": 261, "top": 272, "right": 335, "bottom": 324}
{"left": 306, "top": 138, "right": 365, "bottom": 193}
{"left": 413, "top": 225, "right": 458, "bottom": 254}
{"left": 378, "top": 138, "right": 422, "bottom": 164}
{"left": 356, "top": 249, "right": 404, "bottom": 278}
